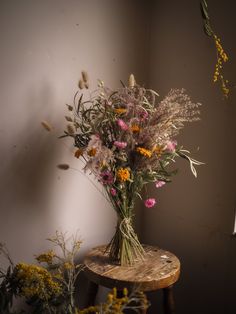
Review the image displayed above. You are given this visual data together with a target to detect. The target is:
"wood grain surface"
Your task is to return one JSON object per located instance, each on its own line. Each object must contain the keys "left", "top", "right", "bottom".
{"left": 84, "top": 245, "right": 180, "bottom": 291}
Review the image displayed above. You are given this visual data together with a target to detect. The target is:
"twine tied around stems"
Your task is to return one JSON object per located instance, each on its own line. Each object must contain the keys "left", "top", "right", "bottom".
{"left": 107, "top": 215, "right": 145, "bottom": 265}
{"left": 119, "top": 217, "right": 133, "bottom": 240}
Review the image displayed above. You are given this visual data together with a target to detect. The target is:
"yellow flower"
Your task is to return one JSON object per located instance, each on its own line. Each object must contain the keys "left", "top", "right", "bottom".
{"left": 136, "top": 147, "right": 152, "bottom": 158}
{"left": 35, "top": 250, "right": 55, "bottom": 264}
{"left": 15, "top": 263, "right": 62, "bottom": 300}
{"left": 114, "top": 108, "right": 127, "bottom": 114}
{"left": 88, "top": 148, "right": 96, "bottom": 157}
{"left": 63, "top": 262, "right": 73, "bottom": 270}
{"left": 117, "top": 168, "right": 130, "bottom": 182}
{"left": 123, "top": 287, "right": 128, "bottom": 296}
{"left": 212, "top": 34, "right": 230, "bottom": 97}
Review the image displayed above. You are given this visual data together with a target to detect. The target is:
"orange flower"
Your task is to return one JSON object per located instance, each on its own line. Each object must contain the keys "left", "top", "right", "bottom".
{"left": 74, "top": 149, "right": 83, "bottom": 158}
{"left": 88, "top": 148, "right": 96, "bottom": 157}
{"left": 114, "top": 108, "right": 127, "bottom": 114}
{"left": 130, "top": 124, "right": 140, "bottom": 133}
{"left": 136, "top": 147, "right": 152, "bottom": 158}
{"left": 117, "top": 168, "right": 130, "bottom": 182}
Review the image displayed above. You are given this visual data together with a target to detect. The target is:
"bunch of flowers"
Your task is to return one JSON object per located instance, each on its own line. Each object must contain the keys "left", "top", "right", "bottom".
{"left": 79, "top": 287, "right": 149, "bottom": 314}
{"left": 60, "top": 73, "right": 202, "bottom": 266}
{"left": 0, "top": 234, "right": 148, "bottom": 314}
{"left": 0, "top": 232, "right": 83, "bottom": 314}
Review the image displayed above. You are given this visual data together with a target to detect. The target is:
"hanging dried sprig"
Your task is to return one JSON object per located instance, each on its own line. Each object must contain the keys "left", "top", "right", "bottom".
{"left": 200, "top": 0, "right": 230, "bottom": 98}
{"left": 41, "top": 120, "right": 52, "bottom": 132}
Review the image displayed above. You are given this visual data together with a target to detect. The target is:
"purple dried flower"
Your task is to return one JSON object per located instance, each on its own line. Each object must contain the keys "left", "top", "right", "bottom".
{"left": 166, "top": 140, "right": 177, "bottom": 152}
{"left": 110, "top": 187, "right": 117, "bottom": 196}
{"left": 100, "top": 170, "right": 114, "bottom": 185}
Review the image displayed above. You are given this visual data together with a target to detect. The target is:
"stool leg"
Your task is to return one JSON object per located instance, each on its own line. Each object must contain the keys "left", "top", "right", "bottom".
{"left": 163, "top": 285, "right": 175, "bottom": 314}
{"left": 85, "top": 281, "right": 99, "bottom": 307}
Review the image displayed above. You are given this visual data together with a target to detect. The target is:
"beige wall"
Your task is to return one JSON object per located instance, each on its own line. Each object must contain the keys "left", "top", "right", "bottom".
{"left": 1, "top": 0, "right": 236, "bottom": 313}
{"left": 0, "top": 0, "right": 148, "bottom": 262}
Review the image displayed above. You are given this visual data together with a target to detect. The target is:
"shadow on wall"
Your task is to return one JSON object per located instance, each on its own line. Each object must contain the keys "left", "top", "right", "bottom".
{"left": 0, "top": 81, "right": 63, "bottom": 249}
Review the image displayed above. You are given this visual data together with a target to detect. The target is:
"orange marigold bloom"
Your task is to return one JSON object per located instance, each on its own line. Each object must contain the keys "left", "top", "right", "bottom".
{"left": 88, "top": 148, "right": 96, "bottom": 157}
{"left": 114, "top": 108, "right": 127, "bottom": 114}
{"left": 131, "top": 124, "right": 140, "bottom": 132}
{"left": 117, "top": 168, "right": 130, "bottom": 182}
{"left": 74, "top": 149, "right": 83, "bottom": 158}
{"left": 136, "top": 147, "right": 152, "bottom": 158}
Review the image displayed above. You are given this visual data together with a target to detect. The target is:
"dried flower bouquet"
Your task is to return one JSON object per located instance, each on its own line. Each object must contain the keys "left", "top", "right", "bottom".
{"left": 61, "top": 73, "right": 202, "bottom": 266}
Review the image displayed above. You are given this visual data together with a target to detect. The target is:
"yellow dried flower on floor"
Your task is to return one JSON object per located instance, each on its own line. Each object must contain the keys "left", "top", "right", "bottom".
{"left": 15, "top": 262, "right": 62, "bottom": 301}
{"left": 117, "top": 168, "right": 130, "bottom": 182}
{"left": 63, "top": 262, "right": 73, "bottom": 270}
{"left": 35, "top": 250, "right": 55, "bottom": 264}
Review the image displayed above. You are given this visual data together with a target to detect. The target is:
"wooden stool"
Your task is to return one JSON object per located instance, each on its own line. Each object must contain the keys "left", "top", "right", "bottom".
{"left": 83, "top": 244, "right": 180, "bottom": 313}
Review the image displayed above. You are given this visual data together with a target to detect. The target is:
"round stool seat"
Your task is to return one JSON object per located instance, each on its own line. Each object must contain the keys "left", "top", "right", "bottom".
{"left": 84, "top": 244, "right": 180, "bottom": 292}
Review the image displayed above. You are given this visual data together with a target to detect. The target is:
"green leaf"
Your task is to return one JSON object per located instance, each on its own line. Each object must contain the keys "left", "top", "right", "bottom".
{"left": 204, "top": 20, "right": 213, "bottom": 36}
{"left": 200, "top": 0, "right": 210, "bottom": 20}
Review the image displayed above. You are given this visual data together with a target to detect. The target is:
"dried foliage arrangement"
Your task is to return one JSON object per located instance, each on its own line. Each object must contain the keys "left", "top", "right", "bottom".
{"left": 60, "top": 73, "right": 202, "bottom": 266}
{"left": 0, "top": 233, "right": 148, "bottom": 314}
{"left": 0, "top": 232, "right": 82, "bottom": 313}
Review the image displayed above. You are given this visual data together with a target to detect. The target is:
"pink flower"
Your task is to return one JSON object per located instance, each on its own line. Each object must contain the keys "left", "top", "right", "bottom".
{"left": 166, "top": 140, "right": 177, "bottom": 152}
{"left": 117, "top": 119, "right": 129, "bottom": 131}
{"left": 114, "top": 141, "right": 127, "bottom": 149}
{"left": 100, "top": 170, "right": 114, "bottom": 185}
{"left": 155, "top": 181, "right": 166, "bottom": 188}
{"left": 144, "top": 198, "right": 156, "bottom": 208}
{"left": 110, "top": 187, "right": 117, "bottom": 196}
